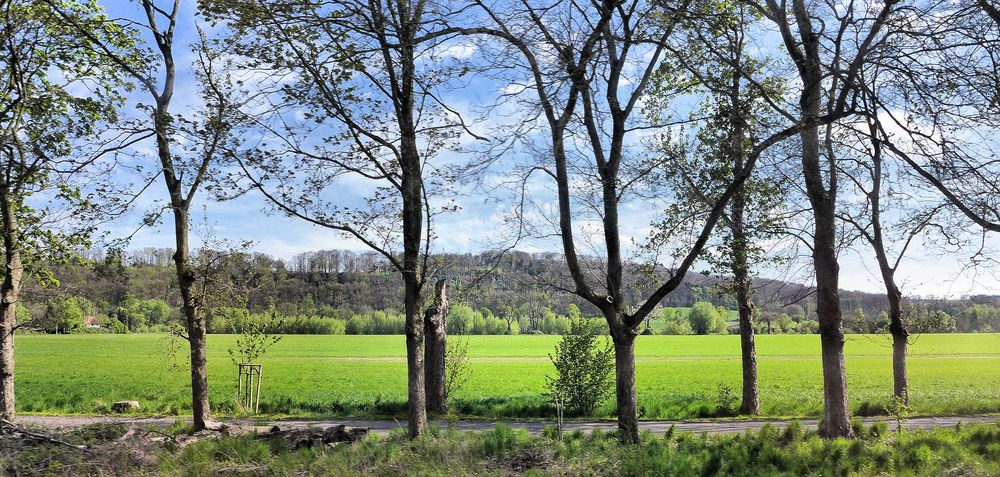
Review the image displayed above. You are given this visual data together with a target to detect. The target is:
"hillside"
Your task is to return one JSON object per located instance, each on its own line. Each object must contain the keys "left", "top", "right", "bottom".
{"left": 23, "top": 248, "right": 999, "bottom": 328}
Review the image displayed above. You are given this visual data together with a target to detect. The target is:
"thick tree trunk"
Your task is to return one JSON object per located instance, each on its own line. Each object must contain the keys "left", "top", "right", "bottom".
{"left": 794, "top": 16, "right": 852, "bottom": 434}
{"left": 886, "top": 287, "right": 908, "bottom": 404}
{"left": 612, "top": 331, "right": 639, "bottom": 444}
{"left": 424, "top": 279, "right": 448, "bottom": 414}
{"left": 0, "top": 247, "right": 20, "bottom": 421}
{"left": 810, "top": 169, "right": 852, "bottom": 438}
{"left": 734, "top": 268, "right": 759, "bottom": 415}
{"left": 0, "top": 191, "right": 21, "bottom": 420}
{"left": 404, "top": 279, "right": 427, "bottom": 437}
{"left": 171, "top": 208, "right": 211, "bottom": 431}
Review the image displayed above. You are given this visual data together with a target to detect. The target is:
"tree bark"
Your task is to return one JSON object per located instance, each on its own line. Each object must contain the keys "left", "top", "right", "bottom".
{"left": 424, "top": 279, "right": 448, "bottom": 414}
{"left": 793, "top": 0, "right": 852, "bottom": 436}
{"left": 170, "top": 206, "right": 211, "bottom": 431}
{"left": 734, "top": 264, "right": 759, "bottom": 415}
{"left": 612, "top": 330, "right": 639, "bottom": 444}
{"left": 0, "top": 194, "right": 20, "bottom": 420}
{"left": 807, "top": 138, "right": 852, "bottom": 438}
{"left": 885, "top": 279, "right": 908, "bottom": 403}
{"left": 404, "top": 278, "right": 426, "bottom": 438}
{"left": 807, "top": 145, "right": 852, "bottom": 437}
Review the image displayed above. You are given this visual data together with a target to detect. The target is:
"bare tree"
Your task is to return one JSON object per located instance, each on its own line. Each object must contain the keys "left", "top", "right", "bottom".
{"left": 745, "top": 0, "right": 903, "bottom": 437}
{"left": 446, "top": 0, "right": 846, "bottom": 442}
{"left": 202, "top": 0, "right": 474, "bottom": 437}
{"left": 862, "top": 0, "right": 1000, "bottom": 237}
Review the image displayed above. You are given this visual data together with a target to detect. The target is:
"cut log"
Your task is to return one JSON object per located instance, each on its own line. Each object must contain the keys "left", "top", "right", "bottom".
{"left": 111, "top": 401, "right": 141, "bottom": 413}
{"left": 257, "top": 424, "right": 368, "bottom": 450}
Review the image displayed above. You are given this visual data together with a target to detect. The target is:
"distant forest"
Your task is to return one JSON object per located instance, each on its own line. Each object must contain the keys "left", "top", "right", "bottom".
{"left": 19, "top": 248, "right": 1000, "bottom": 335}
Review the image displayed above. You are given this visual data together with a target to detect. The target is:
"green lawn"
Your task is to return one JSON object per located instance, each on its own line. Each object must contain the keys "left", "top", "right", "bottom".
{"left": 13, "top": 333, "right": 1000, "bottom": 419}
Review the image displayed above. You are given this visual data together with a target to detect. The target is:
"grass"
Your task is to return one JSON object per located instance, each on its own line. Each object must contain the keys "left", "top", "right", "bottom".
{"left": 12, "top": 333, "right": 1000, "bottom": 420}
{"left": 6, "top": 420, "right": 1000, "bottom": 476}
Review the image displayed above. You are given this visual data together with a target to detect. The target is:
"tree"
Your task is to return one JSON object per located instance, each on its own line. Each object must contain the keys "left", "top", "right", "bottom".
{"left": 201, "top": 0, "right": 472, "bottom": 437}
{"left": 39, "top": 296, "right": 92, "bottom": 334}
{"left": 659, "top": 308, "right": 693, "bottom": 335}
{"left": 647, "top": 1, "right": 789, "bottom": 414}
{"left": 545, "top": 320, "right": 615, "bottom": 416}
{"left": 449, "top": 0, "right": 740, "bottom": 443}
{"left": 49, "top": 0, "right": 238, "bottom": 431}
{"left": 687, "top": 302, "right": 728, "bottom": 335}
{"left": 0, "top": 0, "right": 132, "bottom": 420}
{"left": 837, "top": 106, "right": 962, "bottom": 403}
{"left": 744, "top": 0, "right": 902, "bottom": 438}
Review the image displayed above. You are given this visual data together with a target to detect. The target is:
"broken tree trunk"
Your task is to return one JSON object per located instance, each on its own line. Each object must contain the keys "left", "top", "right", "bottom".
{"left": 256, "top": 424, "right": 369, "bottom": 450}
{"left": 424, "top": 279, "right": 448, "bottom": 413}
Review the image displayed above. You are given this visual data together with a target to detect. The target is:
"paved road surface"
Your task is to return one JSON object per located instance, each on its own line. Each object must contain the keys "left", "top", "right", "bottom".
{"left": 15, "top": 414, "right": 997, "bottom": 435}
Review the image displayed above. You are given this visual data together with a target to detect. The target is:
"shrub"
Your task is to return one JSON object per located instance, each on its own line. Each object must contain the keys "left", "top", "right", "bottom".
{"left": 445, "top": 335, "right": 472, "bottom": 399}
{"left": 544, "top": 320, "right": 614, "bottom": 416}
{"left": 659, "top": 308, "right": 693, "bottom": 335}
{"left": 687, "top": 302, "right": 729, "bottom": 335}
{"left": 346, "top": 315, "right": 372, "bottom": 334}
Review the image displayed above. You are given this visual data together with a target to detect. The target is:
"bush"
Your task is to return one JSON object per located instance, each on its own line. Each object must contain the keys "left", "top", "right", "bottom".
{"left": 39, "top": 296, "right": 92, "bottom": 334}
{"left": 659, "top": 308, "right": 693, "bottom": 335}
{"left": 544, "top": 320, "right": 614, "bottom": 416}
{"left": 346, "top": 315, "right": 372, "bottom": 335}
{"left": 687, "top": 302, "right": 729, "bottom": 335}
{"left": 445, "top": 335, "right": 472, "bottom": 399}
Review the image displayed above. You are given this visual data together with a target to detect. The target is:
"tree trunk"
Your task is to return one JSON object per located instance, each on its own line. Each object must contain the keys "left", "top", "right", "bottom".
{"left": 809, "top": 175, "right": 852, "bottom": 437}
{"left": 171, "top": 207, "right": 211, "bottom": 431}
{"left": 734, "top": 267, "right": 759, "bottom": 415}
{"left": 404, "top": 279, "right": 427, "bottom": 438}
{"left": 0, "top": 246, "right": 20, "bottom": 421}
{"left": 810, "top": 171, "right": 852, "bottom": 438}
{"left": 886, "top": 287, "right": 908, "bottom": 404}
{"left": 795, "top": 15, "right": 853, "bottom": 435}
{"left": 612, "top": 331, "right": 639, "bottom": 444}
{"left": 424, "top": 279, "right": 448, "bottom": 414}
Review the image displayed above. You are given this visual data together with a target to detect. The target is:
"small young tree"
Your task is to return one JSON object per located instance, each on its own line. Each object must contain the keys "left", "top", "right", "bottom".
{"left": 227, "top": 315, "right": 282, "bottom": 367}
{"left": 545, "top": 320, "right": 615, "bottom": 417}
{"left": 444, "top": 335, "right": 471, "bottom": 403}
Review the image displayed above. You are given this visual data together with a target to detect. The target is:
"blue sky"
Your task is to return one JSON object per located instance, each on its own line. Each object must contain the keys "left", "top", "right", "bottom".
{"left": 93, "top": 1, "right": 1000, "bottom": 299}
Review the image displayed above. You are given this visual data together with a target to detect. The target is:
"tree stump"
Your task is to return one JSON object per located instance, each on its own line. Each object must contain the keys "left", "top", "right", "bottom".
{"left": 111, "top": 401, "right": 140, "bottom": 413}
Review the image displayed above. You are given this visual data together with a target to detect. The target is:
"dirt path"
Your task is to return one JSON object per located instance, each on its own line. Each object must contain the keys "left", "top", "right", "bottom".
{"left": 15, "top": 414, "right": 996, "bottom": 435}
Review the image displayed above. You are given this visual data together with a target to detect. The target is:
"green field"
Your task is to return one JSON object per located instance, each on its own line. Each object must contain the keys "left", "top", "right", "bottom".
{"left": 13, "top": 333, "right": 1000, "bottom": 419}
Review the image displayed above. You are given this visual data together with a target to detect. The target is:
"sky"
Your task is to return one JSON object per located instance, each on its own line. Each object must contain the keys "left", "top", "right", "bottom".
{"left": 91, "top": 1, "right": 1000, "bottom": 299}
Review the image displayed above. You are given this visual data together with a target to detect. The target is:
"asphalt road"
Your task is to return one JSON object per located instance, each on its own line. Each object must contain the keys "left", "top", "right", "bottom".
{"left": 14, "top": 414, "right": 997, "bottom": 435}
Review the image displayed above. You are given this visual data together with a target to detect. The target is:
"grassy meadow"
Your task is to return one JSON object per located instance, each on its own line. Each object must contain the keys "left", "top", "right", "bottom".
{"left": 13, "top": 333, "right": 1000, "bottom": 420}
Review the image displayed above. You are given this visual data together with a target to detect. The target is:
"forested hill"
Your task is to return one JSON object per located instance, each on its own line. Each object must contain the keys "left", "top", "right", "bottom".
{"left": 24, "top": 248, "right": 998, "bottom": 325}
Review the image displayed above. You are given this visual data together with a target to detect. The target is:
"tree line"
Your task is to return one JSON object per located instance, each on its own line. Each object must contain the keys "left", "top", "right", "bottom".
{"left": 21, "top": 248, "right": 1000, "bottom": 335}
{"left": 1, "top": 0, "right": 998, "bottom": 442}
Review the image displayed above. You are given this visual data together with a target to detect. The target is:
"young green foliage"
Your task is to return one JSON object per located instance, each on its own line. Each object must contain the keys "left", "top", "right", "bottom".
{"left": 544, "top": 320, "right": 615, "bottom": 417}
